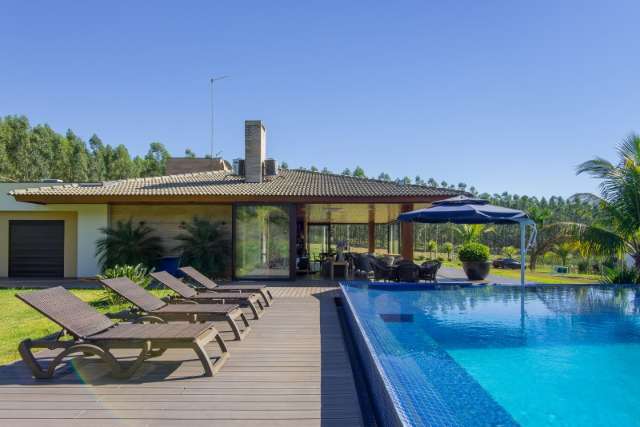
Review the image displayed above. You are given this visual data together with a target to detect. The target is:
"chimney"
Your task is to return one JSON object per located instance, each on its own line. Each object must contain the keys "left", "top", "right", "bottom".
{"left": 264, "top": 158, "right": 278, "bottom": 176}
{"left": 244, "top": 120, "right": 266, "bottom": 183}
{"left": 232, "top": 158, "right": 245, "bottom": 176}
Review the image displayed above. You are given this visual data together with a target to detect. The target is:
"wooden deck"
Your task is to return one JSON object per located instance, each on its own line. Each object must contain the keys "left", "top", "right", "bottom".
{"left": 0, "top": 285, "right": 366, "bottom": 426}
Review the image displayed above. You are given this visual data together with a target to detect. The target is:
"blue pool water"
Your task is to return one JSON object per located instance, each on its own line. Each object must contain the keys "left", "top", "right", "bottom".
{"left": 341, "top": 283, "right": 640, "bottom": 427}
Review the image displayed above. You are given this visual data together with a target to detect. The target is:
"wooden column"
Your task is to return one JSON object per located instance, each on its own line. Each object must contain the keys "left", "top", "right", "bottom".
{"left": 400, "top": 203, "right": 414, "bottom": 261}
{"left": 368, "top": 206, "right": 375, "bottom": 254}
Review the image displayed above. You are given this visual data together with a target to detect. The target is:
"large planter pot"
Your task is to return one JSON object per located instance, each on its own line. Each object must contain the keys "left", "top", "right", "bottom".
{"left": 462, "top": 261, "right": 491, "bottom": 280}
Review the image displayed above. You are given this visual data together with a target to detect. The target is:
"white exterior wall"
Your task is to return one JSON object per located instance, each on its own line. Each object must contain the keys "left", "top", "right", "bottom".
{"left": 0, "top": 183, "right": 108, "bottom": 277}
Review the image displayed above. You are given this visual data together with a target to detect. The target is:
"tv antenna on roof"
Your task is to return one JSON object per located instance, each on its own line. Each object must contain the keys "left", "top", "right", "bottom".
{"left": 210, "top": 75, "right": 229, "bottom": 159}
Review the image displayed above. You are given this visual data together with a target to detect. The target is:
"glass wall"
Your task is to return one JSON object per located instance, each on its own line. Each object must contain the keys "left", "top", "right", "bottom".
{"left": 234, "top": 205, "right": 291, "bottom": 279}
{"left": 389, "top": 222, "right": 401, "bottom": 254}
{"left": 330, "top": 224, "right": 369, "bottom": 253}
{"left": 373, "top": 223, "right": 401, "bottom": 255}
{"left": 374, "top": 223, "right": 389, "bottom": 255}
{"left": 308, "top": 224, "right": 329, "bottom": 261}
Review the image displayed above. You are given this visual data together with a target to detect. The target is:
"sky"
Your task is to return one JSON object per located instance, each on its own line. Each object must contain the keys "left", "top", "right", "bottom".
{"left": 1, "top": 1, "right": 639, "bottom": 198}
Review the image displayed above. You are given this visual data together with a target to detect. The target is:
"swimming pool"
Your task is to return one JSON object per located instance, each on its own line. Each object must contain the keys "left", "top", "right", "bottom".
{"left": 341, "top": 282, "right": 640, "bottom": 427}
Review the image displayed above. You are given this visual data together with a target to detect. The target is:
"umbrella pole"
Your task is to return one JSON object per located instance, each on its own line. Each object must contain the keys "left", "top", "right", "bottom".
{"left": 520, "top": 221, "right": 526, "bottom": 286}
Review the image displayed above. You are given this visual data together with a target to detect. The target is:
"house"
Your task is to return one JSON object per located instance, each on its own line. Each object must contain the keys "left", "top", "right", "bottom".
{"left": 0, "top": 120, "right": 461, "bottom": 280}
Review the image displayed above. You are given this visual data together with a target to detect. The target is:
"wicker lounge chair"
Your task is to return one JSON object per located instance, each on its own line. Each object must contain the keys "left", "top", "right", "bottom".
{"left": 150, "top": 271, "right": 265, "bottom": 320}
{"left": 420, "top": 260, "right": 441, "bottom": 282}
{"left": 16, "top": 286, "right": 228, "bottom": 379}
{"left": 179, "top": 266, "right": 274, "bottom": 307}
{"left": 368, "top": 256, "right": 394, "bottom": 281}
{"left": 396, "top": 261, "right": 420, "bottom": 282}
{"left": 100, "top": 278, "right": 250, "bottom": 341}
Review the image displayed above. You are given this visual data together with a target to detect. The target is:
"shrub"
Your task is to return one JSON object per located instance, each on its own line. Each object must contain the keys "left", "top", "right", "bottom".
{"left": 577, "top": 260, "right": 590, "bottom": 274}
{"left": 458, "top": 242, "right": 490, "bottom": 263}
{"left": 95, "top": 218, "right": 164, "bottom": 270}
{"left": 98, "top": 263, "right": 151, "bottom": 305}
{"left": 601, "top": 264, "right": 639, "bottom": 285}
{"left": 174, "top": 217, "right": 230, "bottom": 278}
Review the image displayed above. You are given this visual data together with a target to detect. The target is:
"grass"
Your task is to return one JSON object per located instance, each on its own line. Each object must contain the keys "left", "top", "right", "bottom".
{"left": 0, "top": 287, "right": 171, "bottom": 366}
{"left": 488, "top": 268, "right": 600, "bottom": 284}
{"left": 442, "top": 260, "right": 600, "bottom": 284}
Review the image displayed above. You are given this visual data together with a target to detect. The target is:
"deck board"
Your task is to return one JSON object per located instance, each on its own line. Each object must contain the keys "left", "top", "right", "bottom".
{"left": 0, "top": 286, "right": 365, "bottom": 426}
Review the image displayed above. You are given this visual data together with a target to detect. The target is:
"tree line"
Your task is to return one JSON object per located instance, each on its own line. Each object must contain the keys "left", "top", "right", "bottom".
{"left": 280, "top": 161, "right": 478, "bottom": 193}
{"left": 282, "top": 161, "right": 602, "bottom": 267}
{"left": 0, "top": 115, "right": 171, "bottom": 182}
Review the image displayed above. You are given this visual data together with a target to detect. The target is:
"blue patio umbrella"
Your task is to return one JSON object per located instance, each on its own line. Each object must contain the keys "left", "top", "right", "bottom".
{"left": 398, "top": 196, "right": 536, "bottom": 285}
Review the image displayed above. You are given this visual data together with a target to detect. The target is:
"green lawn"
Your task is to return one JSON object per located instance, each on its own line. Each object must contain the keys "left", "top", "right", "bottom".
{"left": 488, "top": 267, "right": 600, "bottom": 284}
{"left": 0, "top": 288, "right": 171, "bottom": 366}
{"left": 441, "top": 261, "right": 600, "bottom": 284}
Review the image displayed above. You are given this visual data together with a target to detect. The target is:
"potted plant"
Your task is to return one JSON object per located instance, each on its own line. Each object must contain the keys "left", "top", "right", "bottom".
{"left": 458, "top": 242, "right": 491, "bottom": 280}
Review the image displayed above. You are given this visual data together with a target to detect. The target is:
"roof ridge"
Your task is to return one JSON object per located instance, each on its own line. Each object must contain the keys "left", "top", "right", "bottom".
{"left": 287, "top": 168, "right": 461, "bottom": 192}
{"left": 103, "top": 170, "right": 232, "bottom": 184}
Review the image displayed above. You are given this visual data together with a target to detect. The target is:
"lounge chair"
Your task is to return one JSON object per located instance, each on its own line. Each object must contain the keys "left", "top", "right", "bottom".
{"left": 396, "top": 261, "right": 420, "bottom": 282}
{"left": 420, "top": 260, "right": 441, "bottom": 282}
{"left": 179, "top": 266, "right": 274, "bottom": 307}
{"left": 100, "top": 278, "right": 251, "bottom": 341}
{"left": 150, "top": 271, "right": 265, "bottom": 320}
{"left": 368, "top": 256, "right": 394, "bottom": 281}
{"left": 16, "top": 286, "right": 228, "bottom": 379}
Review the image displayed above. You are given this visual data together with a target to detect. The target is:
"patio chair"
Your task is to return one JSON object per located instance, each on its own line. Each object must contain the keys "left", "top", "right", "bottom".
{"left": 15, "top": 286, "right": 228, "bottom": 379}
{"left": 396, "top": 261, "right": 420, "bottom": 282}
{"left": 100, "top": 277, "right": 250, "bottom": 341}
{"left": 369, "top": 256, "right": 394, "bottom": 281}
{"left": 420, "top": 260, "right": 441, "bottom": 282}
{"left": 150, "top": 271, "right": 265, "bottom": 320}
{"left": 179, "top": 266, "right": 274, "bottom": 307}
{"left": 353, "top": 253, "right": 374, "bottom": 279}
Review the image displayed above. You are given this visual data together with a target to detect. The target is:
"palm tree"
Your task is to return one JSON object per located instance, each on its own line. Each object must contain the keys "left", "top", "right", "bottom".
{"left": 95, "top": 218, "right": 164, "bottom": 270}
{"left": 443, "top": 242, "right": 453, "bottom": 261}
{"left": 575, "top": 134, "right": 640, "bottom": 269}
{"left": 426, "top": 240, "right": 437, "bottom": 258}
{"left": 174, "top": 217, "right": 231, "bottom": 278}
{"left": 552, "top": 241, "right": 576, "bottom": 266}
{"left": 454, "top": 224, "right": 494, "bottom": 244}
{"left": 502, "top": 246, "right": 517, "bottom": 259}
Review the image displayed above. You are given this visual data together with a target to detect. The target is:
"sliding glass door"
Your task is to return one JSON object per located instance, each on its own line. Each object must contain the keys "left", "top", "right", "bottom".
{"left": 234, "top": 205, "right": 292, "bottom": 279}
{"left": 308, "top": 224, "right": 330, "bottom": 261}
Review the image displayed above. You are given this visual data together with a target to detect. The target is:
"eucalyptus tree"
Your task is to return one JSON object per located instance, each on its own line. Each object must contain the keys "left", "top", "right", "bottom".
{"left": 66, "top": 129, "right": 90, "bottom": 182}
{"left": 143, "top": 142, "right": 171, "bottom": 176}
{"left": 352, "top": 166, "right": 366, "bottom": 178}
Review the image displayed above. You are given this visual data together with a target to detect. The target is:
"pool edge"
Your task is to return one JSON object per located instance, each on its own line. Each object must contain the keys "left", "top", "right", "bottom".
{"left": 339, "top": 282, "right": 407, "bottom": 427}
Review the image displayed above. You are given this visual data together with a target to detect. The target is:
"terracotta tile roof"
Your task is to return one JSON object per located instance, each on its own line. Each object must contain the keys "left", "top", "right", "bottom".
{"left": 10, "top": 169, "right": 463, "bottom": 200}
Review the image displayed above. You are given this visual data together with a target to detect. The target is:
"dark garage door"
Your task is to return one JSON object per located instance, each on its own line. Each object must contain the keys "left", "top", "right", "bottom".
{"left": 9, "top": 220, "right": 64, "bottom": 277}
